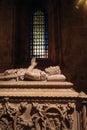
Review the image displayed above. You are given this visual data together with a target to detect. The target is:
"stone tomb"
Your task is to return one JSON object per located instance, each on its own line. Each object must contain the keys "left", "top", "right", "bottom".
{"left": 0, "top": 80, "right": 86, "bottom": 130}
{"left": 0, "top": 59, "right": 87, "bottom": 130}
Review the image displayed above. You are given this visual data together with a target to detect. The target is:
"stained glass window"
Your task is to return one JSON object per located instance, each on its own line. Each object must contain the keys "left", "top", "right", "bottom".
{"left": 30, "top": 10, "right": 48, "bottom": 58}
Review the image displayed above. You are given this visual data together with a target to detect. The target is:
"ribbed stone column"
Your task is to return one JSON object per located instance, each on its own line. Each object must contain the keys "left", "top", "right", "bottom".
{"left": 81, "top": 105, "right": 87, "bottom": 130}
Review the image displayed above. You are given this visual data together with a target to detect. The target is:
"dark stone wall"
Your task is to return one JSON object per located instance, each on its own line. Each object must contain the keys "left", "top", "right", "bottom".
{"left": 60, "top": 0, "right": 87, "bottom": 93}
{"left": 0, "top": 0, "right": 87, "bottom": 93}
{"left": 0, "top": 0, "right": 14, "bottom": 71}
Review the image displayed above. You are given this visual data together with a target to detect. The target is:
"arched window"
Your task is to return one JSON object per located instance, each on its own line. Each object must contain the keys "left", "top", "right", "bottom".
{"left": 30, "top": 10, "right": 48, "bottom": 58}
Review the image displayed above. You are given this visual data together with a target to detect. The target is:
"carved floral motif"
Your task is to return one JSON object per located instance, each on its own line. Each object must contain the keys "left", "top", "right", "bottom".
{"left": 0, "top": 99, "right": 75, "bottom": 130}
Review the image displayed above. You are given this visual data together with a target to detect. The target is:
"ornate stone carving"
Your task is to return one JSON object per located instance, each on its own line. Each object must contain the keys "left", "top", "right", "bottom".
{"left": 0, "top": 98, "right": 75, "bottom": 130}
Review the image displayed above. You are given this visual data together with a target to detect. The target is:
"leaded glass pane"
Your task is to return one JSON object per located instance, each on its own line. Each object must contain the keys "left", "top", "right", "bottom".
{"left": 30, "top": 10, "right": 48, "bottom": 58}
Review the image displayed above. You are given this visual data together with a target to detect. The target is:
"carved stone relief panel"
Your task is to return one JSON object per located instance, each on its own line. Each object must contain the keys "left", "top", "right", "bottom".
{"left": 0, "top": 98, "right": 76, "bottom": 130}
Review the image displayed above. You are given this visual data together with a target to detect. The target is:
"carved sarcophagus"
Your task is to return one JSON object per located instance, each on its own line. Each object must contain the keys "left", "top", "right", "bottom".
{"left": 0, "top": 81, "right": 87, "bottom": 130}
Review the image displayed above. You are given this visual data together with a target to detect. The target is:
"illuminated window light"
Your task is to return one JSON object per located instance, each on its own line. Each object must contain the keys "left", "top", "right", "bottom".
{"left": 30, "top": 10, "right": 48, "bottom": 58}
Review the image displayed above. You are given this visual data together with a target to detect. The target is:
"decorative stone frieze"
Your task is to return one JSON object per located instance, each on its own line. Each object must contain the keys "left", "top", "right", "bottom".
{"left": 0, "top": 97, "right": 75, "bottom": 130}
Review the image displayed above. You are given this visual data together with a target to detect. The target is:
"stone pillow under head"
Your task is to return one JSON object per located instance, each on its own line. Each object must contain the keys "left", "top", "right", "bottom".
{"left": 47, "top": 74, "right": 66, "bottom": 81}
